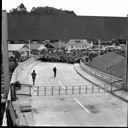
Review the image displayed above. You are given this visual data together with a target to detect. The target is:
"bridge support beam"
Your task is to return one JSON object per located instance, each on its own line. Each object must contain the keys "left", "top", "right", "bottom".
{"left": 2, "top": 10, "right": 10, "bottom": 98}
{"left": 125, "top": 39, "right": 128, "bottom": 91}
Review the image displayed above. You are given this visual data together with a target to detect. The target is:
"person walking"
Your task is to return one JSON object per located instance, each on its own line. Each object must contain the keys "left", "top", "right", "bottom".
{"left": 31, "top": 70, "right": 36, "bottom": 85}
{"left": 53, "top": 66, "right": 57, "bottom": 78}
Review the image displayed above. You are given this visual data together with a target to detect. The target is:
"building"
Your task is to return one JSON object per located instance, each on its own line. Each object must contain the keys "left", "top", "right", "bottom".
{"left": 8, "top": 44, "right": 29, "bottom": 58}
{"left": 38, "top": 44, "right": 47, "bottom": 51}
{"left": 26, "top": 44, "right": 42, "bottom": 51}
{"left": 65, "top": 39, "right": 91, "bottom": 50}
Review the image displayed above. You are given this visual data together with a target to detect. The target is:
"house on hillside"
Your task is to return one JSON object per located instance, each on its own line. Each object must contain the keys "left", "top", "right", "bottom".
{"left": 26, "top": 44, "right": 42, "bottom": 51}
{"left": 26, "top": 44, "right": 42, "bottom": 55}
{"left": 53, "top": 41, "right": 66, "bottom": 49}
{"left": 44, "top": 43, "right": 55, "bottom": 49}
{"left": 8, "top": 44, "right": 29, "bottom": 58}
{"left": 65, "top": 39, "right": 91, "bottom": 50}
{"left": 38, "top": 44, "right": 47, "bottom": 51}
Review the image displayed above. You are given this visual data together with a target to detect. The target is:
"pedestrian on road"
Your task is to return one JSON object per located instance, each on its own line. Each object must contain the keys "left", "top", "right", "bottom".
{"left": 53, "top": 66, "right": 57, "bottom": 78}
{"left": 31, "top": 70, "right": 36, "bottom": 85}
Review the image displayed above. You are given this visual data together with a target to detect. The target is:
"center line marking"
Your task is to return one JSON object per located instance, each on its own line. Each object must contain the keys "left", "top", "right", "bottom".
{"left": 74, "top": 98, "right": 90, "bottom": 113}
{"left": 58, "top": 81, "right": 66, "bottom": 89}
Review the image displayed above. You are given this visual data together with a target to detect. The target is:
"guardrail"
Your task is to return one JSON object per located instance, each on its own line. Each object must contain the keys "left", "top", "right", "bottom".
{"left": 11, "top": 56, "right": 38, "bottom": 84}
{"left": 2, "top": 56, "right": 39, "bottom": 126}
{"left": 16, "top": 84, "right": 106, "bottom": 96}
{"left": 80, "top": 60, "right": 124, "bottom": 90}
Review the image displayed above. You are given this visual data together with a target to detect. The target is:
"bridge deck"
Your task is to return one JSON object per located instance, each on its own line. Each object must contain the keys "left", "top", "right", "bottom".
{"left": 12, "top": 61, "right": 128, "bottom": 126}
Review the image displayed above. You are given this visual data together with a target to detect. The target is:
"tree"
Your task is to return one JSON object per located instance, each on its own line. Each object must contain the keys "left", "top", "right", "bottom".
{"left": 9, "top": 4, "right": 77, "bottom": 16}
{"left": 10, "top": 3, "right": 28, "bottom": 14}
{"left": 30, "top": 6, "right": 76, "bottom": 16}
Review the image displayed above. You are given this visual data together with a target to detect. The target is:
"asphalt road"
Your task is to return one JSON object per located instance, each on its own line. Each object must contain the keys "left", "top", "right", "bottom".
{"left": 15, "top": 61, "right": 127, "bottom": 126}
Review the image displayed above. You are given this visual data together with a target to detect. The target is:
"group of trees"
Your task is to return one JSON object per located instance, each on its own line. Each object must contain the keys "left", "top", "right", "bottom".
{"left": 10, "top": 3, "right": 77, "bottom": 16}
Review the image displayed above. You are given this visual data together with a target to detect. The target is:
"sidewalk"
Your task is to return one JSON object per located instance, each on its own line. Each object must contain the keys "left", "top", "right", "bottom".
{"left": 74, "top": 63, "right": 128, "bottom": 103}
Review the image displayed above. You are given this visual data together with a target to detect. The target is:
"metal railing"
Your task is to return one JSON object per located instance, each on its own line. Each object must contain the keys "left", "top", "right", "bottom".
{"left": 80, "top": 60, "right": 124, "bottom": 91}
{"left": 16, "top": 84, "right": 106, "bottom": 96}
{"left": 1, "top": 57, "right": 38, "bottom": 126}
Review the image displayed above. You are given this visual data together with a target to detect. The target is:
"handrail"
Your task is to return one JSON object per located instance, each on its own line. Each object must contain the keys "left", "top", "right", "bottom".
{"left": 16, "top": 84, "right": 106, "bottom": 96}
{"left": 2, "top": 57, "right": 38, "bottom": 126}
{"left": 2, "top": 87, "right": 11, "bottom": 126}
{"left": 80, "top": 60, "right": 123, "bottom": 87}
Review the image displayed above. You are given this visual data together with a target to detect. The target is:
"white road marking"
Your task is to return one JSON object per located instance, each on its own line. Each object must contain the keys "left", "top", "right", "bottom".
{"left": 74, "top": 98, "right": 90, "bottom": 113}
{"left": 58, "top": 81, "right": 66, "bottom": 89}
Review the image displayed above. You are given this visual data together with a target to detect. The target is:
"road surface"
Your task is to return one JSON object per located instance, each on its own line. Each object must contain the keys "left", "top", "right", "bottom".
{"left": 13, "top": 61, "right": 127, "bottom": 126}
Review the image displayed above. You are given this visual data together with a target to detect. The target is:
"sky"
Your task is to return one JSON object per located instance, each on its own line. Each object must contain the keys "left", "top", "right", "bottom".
{"left": 2, "top": 0, "right": 128, "bottom": 17}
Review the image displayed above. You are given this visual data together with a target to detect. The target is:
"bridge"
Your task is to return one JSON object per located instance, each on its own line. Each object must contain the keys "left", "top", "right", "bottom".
{"left": 2, "top": 11, "right": 128, "bottom": 126}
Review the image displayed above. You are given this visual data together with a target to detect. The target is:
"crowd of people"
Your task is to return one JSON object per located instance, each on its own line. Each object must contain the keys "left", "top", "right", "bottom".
{"left": 39, "top": 49, "right": 99, "bottom": 64}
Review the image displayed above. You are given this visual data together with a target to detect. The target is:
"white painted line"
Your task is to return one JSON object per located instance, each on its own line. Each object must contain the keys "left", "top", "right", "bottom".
{"left": 58, "top": 81, "right": 66, "bottom": 89}
{"left": 74, "top": 98, "right": 90, "bottom": 113}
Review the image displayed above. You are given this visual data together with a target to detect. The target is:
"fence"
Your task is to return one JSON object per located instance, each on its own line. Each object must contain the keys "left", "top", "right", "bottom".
{"left": 80, "top": 60, "right": 124, "bottom": 91}
{"left": 16, "top": 84, "right": 106, "bottom": 96}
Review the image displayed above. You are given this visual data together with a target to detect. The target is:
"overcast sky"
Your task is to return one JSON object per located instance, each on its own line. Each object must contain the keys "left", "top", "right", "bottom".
{"left": 2, "top": 0, "right": 128, "bottom": 17}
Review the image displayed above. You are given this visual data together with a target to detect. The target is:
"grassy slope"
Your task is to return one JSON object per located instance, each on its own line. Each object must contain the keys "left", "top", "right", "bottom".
{"left": 90, "top": 52, "right": 126, "bottom": 81}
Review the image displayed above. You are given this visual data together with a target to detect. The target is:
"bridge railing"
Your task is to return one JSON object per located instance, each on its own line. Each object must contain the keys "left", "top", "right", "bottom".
{"left": 2, "top": 57, "right": 39, "bottom": 126}
{"left": 80, "top": 60, "right": 124, "bottom": 91}
{"left": 15, "top": 84, "right": 106, "bottom": 96}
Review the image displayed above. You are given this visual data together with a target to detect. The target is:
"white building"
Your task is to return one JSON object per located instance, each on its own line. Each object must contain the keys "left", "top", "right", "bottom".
{"left": 65, "top": 39, "right": 91, "bottom": 50}
{"left": 8, "top": 44, "right": 29, "bottom": 58}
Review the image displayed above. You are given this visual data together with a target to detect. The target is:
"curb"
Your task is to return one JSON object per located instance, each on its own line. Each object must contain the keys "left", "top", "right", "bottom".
{"left": 73, "top": 63, "right": 128, "bottom": 104}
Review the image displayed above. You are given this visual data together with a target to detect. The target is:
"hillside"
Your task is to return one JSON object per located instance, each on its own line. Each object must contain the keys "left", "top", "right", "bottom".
{"left": 89, "top": 52, "right": 126, "bottom": 81}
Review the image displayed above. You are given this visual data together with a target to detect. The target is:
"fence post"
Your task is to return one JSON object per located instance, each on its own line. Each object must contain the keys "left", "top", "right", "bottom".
{"left": 85, "top": 85, "right": 87, "bottom": 93}
{"left": 79, "top": 86, "right": 81, "bottom": 94}
{"left": 29, "top": 85, "right": 31, "bottom": 96}
{"left": 51, "top": 86, "right": 53, "bottom": 95}
{"left": 111, "top": 83, "right": 112, "bottom": 92}
{"left": 104, "top": 84, "right": 106, "bottom": 92}
{"left": 37, "top": 87, "right": 39, "bottom": 96}
{"left": 58, "top": 86, "right": 60, "bottom": 95}
{"left": 92, "top": 86, "right": 94, "bottom": 93}
{"left": 98, "top": 87, "right": 100, "bottom": 93}
{"left": 65, "top": 86, "right": 67, "bottom": 95}
{"left": 44, "top": 86, "right": 46, "bottom": 96}
{"left": 72, "top": 86, "right": 74, "bottom": 94}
